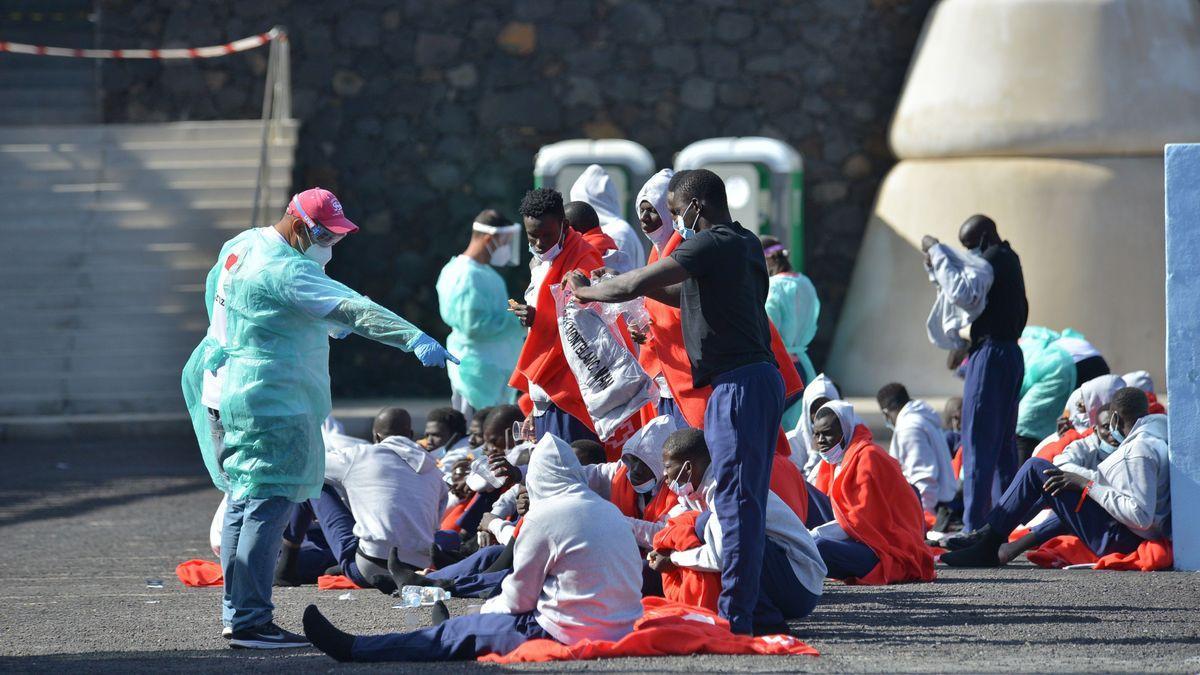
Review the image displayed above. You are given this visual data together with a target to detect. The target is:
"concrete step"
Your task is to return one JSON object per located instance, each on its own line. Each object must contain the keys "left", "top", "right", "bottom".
{"left": 0, "top": 324, "right": 208, "bottom": 354}
{"left": 2, "top": 199, "right": 290, "bottom": 229}
{"left": 0, "top": 105, "right": 96, "bottom": 125}
{"left": 0, "top": 141, "right": 295, "bottom": 167}
{"left": 0, "top": 164, "right": 285, "bottom": 189}
{"left": 0, "top": 388, "right": 186, "bottom": 417}
{"left": 0, "top": 120, "right": 297, "bottom": 144}
{"left": 0, "top": 181, "right": 291, "bottom": 210}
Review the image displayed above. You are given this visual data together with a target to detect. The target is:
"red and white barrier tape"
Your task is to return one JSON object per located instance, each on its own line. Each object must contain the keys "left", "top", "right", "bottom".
{"left": 0, "top": 27, "right": 282, "bottom": 59}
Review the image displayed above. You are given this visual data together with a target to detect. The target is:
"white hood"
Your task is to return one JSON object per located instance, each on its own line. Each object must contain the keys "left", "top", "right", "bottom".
{"left": 635, "top": 168, "right": 674, "bottom": 249}
{"left": 1121, "top": 370, "right": 1155, "bottom": 394}
{"left": 897, "top": 399, "right": 944, "bottom": 434}
{"left": 1127, "top": 413, "right": 1168, "bottom": 448}
{"left": 620, "top": 414, "right": 678, "bottom": 482}
{"left": 381, "top": 435, "right": 438, "bottom": 475}
{"left": 816, "top": 399, "right": 858, "bottom": 452}
{"left": 1081, "top": 374, "right": 1126, "bottom": 426}
{"left": 525, "top": 434, "right": 590, "bottom": 505}
{"left": 570, "top": 164, "right": 622, "bottom": 221}
{"left": 796, "top": 373, "right": 841, "bottom": 443}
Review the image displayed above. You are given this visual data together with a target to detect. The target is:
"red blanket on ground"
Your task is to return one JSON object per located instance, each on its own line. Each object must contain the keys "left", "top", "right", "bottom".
{"left": 176, "top": 559, "right": 223, "bottom": 587}
{"left": 652, "top": 511, "right": 722, "bottom": 612}
{"left": 813, "top": 426, "right": 935, "bottom": 585}
{"left": 174, "top": 560, "right": 364, "bottom": 588}
{"left": 477, "top": 596, "right": 818, "bottom": 663}
{"left": 1025, "top": 536, "right": 1173, "bottom": 571}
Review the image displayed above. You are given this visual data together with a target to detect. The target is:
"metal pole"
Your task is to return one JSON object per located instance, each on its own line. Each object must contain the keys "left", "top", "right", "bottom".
{"left": 250, "top": 27, "right": 284, "bottom": 228}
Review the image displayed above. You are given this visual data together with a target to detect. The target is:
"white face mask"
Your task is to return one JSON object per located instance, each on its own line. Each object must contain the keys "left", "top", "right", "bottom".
{"left": 1071, "top": 409, "right": 1090, "bottom": 433}
{"left": 631, "top": 476, "right": 656, "bottom": 494}
{"left": 673, "top": 202, "right": 698, "bottom": 240}
{"left": 299, "top": 225, "right": 334, "bottom": 266}
{"left": 669, "top": 462, "right": 694, "bottom": 500}
{"left": 475, "top": 222, "right": 521, "bottom": 268}
{"left": 819, "top": 440, "right": 847, "bottom": 465}
{"left": 529, "top": 226, "right": 565, "bottom": 264}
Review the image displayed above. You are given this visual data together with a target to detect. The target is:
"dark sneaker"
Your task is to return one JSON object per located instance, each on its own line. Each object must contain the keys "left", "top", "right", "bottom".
{"left": 229, "top": 621, "right": 310, "bottom": 649}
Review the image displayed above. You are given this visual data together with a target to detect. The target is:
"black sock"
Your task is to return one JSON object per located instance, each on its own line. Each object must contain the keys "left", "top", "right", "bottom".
{"left": 302, "top": 605, "right": 355, "bottom": 662}
{"left": 431, "top": 600, "right": 450, "bottom": 626}
{"left": 941, "top": 527, "right": 1004, "bottom": 567}
{"left": 388, "top": 549, "right": 453, "bottom": 591}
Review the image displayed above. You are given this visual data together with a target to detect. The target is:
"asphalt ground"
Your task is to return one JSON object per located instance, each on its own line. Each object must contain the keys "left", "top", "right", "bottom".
{"left": 0, "top": 437, "right": 1197, "bottom": 673}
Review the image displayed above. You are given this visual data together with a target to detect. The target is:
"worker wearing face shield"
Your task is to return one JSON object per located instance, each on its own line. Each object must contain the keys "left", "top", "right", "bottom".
{"left": 182, "top": 187, "right": 457, "bottom": 649}
{"left": 436, "top": 209, "right": 527, "bottom": 417}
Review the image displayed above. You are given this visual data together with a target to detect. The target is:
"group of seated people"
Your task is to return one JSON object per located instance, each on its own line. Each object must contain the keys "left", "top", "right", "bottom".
{"left": 207, "top": 356, "right": 1169, "bottom": 663}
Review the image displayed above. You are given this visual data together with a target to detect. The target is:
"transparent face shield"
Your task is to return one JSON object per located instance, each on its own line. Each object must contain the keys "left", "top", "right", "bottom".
{"left": 473, "top": 221, "right": 522, "bottom": 267}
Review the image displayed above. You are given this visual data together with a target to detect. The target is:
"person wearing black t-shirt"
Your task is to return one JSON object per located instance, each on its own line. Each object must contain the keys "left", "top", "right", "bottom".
{"left": 566, "top": 169, "right": 783, "bottom": 636}
{"left": 921, "top": 214, "right": 1028, "bottom": 535}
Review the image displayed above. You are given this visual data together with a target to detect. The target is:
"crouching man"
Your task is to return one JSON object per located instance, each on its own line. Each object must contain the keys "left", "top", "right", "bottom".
{"left": 302, "top": 433, "right": 644, "bottom": 662}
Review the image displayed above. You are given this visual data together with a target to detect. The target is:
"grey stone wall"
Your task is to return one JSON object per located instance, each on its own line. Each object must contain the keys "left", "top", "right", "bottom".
{"left": 97, "top": 0, "right": 932, "bottom": 398}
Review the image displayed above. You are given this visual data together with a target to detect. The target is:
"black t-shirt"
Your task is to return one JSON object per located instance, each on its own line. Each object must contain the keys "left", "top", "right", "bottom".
{"left": 970, "top": 240, "right": 1028, "bottom": 347}
{"left": 669, "top": 222, "right": 775, "bottom": 387}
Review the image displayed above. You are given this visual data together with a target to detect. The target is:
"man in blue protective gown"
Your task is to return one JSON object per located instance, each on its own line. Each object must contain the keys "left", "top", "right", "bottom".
{"left": 181, "top": 188, "right": 457, "bottom": 649}
{"left": 435, "top": 209, "right": 526, "bottom": 417}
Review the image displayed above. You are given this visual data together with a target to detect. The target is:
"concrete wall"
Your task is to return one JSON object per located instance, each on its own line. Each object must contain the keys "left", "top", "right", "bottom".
{"left": 1164, "top": 144, "right": 1200, "bottom": 571}
{"left": 94, "top": 0, "right": 934, "bottom": 399}
{"left": 830, "top": 0, "right": 1200, "bottom": 396}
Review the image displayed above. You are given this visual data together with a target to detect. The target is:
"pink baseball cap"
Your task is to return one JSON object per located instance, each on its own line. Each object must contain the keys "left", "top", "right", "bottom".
{"left": 286, "top": 188, "right": 358, "bottom": 234}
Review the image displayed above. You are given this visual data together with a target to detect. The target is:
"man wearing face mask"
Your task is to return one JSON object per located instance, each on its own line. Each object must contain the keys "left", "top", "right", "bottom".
{"left": 508, "top": 188, "right": 605, "bottom": 445}
{"left": 565, "top": 169, "right": 792, "bottom": 635}
{"left": 921, "top": 214, "right": 1028, "bottom": 537}
{"left": 943, "top": 387, "right": 1171, "bottom": 567}
{"left": 436, "top": 210, "right": 526, "bottom": 417}
{"left": 182, "top": 187, "right": 457, "bottom": 649}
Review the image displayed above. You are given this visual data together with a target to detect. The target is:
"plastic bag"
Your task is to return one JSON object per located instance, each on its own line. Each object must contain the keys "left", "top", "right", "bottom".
{"left": 552, "top": 284, "right": 657, "bottom": 440}
{"left": 590, "top": 271, "right": 651, "bottom": 334}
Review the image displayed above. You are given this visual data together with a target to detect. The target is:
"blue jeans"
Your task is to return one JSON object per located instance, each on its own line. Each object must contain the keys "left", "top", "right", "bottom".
{"left": 221, "top": 495, "right": 293, "bottom": 631}
{"left": 961, "top": 339, "right": 1024, "bottom": 531}
{"left": 351, "top": 611, "right": 552, "bottom": 662}
{"left": 704, "top": 361, "right": 785, "bottom": 635}
{"left": 533, "top": 403, "right": 599, "bottom": 445}
{"left": 989, "top": 458, "right": 1142, "bottom": 557}
{"left": 814, "top": 537, "right": 880, "bottom": 580}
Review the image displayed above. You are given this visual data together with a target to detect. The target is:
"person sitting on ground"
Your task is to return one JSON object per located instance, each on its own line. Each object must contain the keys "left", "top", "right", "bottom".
{"left": 1122, "top": 370, "right": 1167, "bottom": 415}
{"left": 942, "top": 387, "right": 1170, "bottom": 567}
{"left": 303, "top": 433, "right": 645, "bottom": 663}
{"left": 422, "top": 406, "right": 472, "bottom": 471}
{"left": 1034, "top": 374, "right": 1125, "bottom": 463}
{"left": 569, "top": 438, "right": 608, "bottom": 467}
{"left": 943, "top": 396, "right": 963, "bottom": 455}
{"left": 648, "top": 428, "right": 826, "bottom": 633}
{"left": 1053, "top": 403, "right": 1119, "bottom": 482}
{"left": 808, "top": 401, "right": 935, "bottom": 584}
{"left": 275, "top": 407, "right": 447, "bottom": 594}
{"left": 440, "top": 459, "right": 475, "bottom": 530}
{"left": 937, "top": 396, "right": 966, "bottom": 535}
{"left": 789, "top": 374, "right": 842, "bottom": 478}
{"left": 564, "top": 200, "right": 633, "bottom": 273}
{"left": 876, "top": 383, "right": 957, "bottom": 521}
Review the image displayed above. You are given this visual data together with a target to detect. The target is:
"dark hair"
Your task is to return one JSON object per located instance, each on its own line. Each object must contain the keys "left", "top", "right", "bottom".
{"left": 875, "top": 382, "right": 910, "bottom": 412}
{"left": 471, "top": 406, "right": 494, "bottom": 427}
{"left": 519, "top": 188, "right": 565, "bottom": 220}
{"left": 484, "top": 404, "right": 523, "bottom": 436}
{"left": 663, "top": 428, "right": 708, "bottom": 463}
{"left": 372, "top": 407, "right": 412, "bottom": 439}
{"left": 427, "top": 406, "right": 467, "bottom": 436}
{"left": 667, "top": 169, "right": 692, "bottom": 193}
{"left": 1111, "top": 387, "right": 1149, "bottom": 423}
{"left": 759, "top": 234, "right": 792, "bottom": 274}
{"left": 675, "top": 168, "right": 728, "bottom": 213}
{"left": 563, "top": 200, "right": 600, "bottom": 233}
{"left": 570, "top": 439, "right": 606, "bottom": 466}
{"left": 962, "top": 213, "right": 997, "bottom": 234}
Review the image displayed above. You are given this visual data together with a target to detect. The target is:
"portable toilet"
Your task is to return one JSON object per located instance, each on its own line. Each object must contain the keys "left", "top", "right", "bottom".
{"left": 674, "top": 137, "right": 805, "bottom": 270}
{"left": 533, "top": 139, "right": 656, "bottom": 224}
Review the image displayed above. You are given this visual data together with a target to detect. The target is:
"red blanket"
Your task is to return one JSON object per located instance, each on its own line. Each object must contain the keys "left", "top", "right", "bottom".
{"left": 652, "top": 511, "right": 721, "bottom": 612}
{"left": 508, "top": 227, "right": 604, "bottom": 433}
{"left": 1034, "top": 427, "right": 1090, "bottom": 462}
{"left": 317, "top": 574, "right": 363, "bottom": 590}
{"left": 611, "top": 463, "right": 678, "bottom": 522}
{"left": 581, "top": 228, "right": 617, "bottom": 255}
{"left": 770, "top": 453, "right": 810, "bottom": 524}
{"left": 477, "top": 596, "right": 817, "bottom": 663}
{"left": 813, "top": 426, "right": 935, "bottom": 585}
{"left": 1025, "top": 536, "right": 1173, "bottom": 571}
{"left": 176, "top": 559, "right": 223, "bottom": 587}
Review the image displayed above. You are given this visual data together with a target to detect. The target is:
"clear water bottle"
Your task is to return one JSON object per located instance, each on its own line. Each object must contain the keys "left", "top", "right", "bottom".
{"left": 395, "top": 585, "right": 423, "bottom": 608}
{"left": 419, "top": 586, "right": 451, "bottom": 605}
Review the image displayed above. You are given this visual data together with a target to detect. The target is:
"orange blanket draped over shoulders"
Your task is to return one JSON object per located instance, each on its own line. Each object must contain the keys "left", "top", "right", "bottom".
{"left": 581, "top": 228, "right": 618, "bottom": 255}
{"left": 813, "top": 425, "right": 935, "bottom": 585}
{"left": 610, "top": 463, "right": 678, "bottom": 523}
{"left": 509, "top": 228, "right": 604, "bottom": 432}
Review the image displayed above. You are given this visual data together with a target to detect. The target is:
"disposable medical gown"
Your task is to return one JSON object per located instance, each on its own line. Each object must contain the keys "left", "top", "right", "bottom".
{"left": 435, "top": 255, "right": 525, "bottom": 409}
{"left": 765, "top": 272, "right": 820, "bottom": 430}
{"left": 1017, "top": 326, "right": 1078, "bottom": 441}
{"left": 182, "top": 228, "right": 423, "bottom": 502}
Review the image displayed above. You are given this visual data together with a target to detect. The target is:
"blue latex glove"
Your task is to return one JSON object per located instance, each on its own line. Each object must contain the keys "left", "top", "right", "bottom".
{"left": 412, "top": 334, "right": 460, "bottom": 368}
